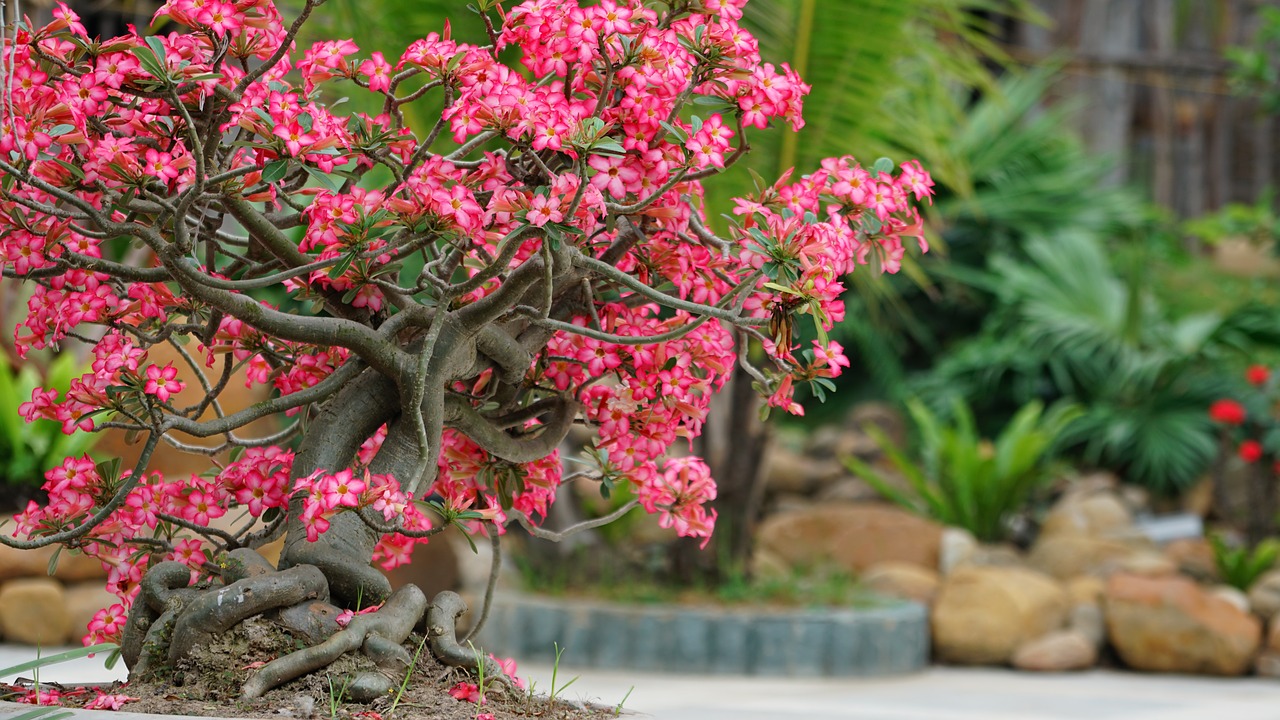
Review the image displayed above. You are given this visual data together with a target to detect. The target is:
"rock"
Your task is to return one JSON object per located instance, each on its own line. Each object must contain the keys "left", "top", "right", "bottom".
{"left": 1256, "top": 651, "right": 1280, "bottom": 678}
{"left": 1069, "top": 603, "right": 1106, "bottom": 648}
{"left": 806, "top": 425, "right": 879, "bottom": 462}
{"left": 771, "top": 493, "right": 813, "bottom": 516}
{"left": 1249, "top": 570, "right": 1280, "bottom": 618}
{"left": 931, "top": 566, "right": 1068, "bottom": 665}
{"left": 1268, "top": 611, "right": 1280, "bottom": 652}
{"left": 0, "top": 545, "right": 54, "bottom": 581}
{"left": 1066, "top": 576, "right": 1106, "bottom": 606}
{"left": 756, "top": 503, "right": 943, "bottom": 576}
{"left": 0, "top": 578, "right": 70, "bottom": 645}
{"left": 960, "top": 543, "right": 1025, "bottom": 570}
{"left": 938, "top": 527, "right": 978, "bottom": 575}
{"left": 847, "top": 402, "right": 907, "bottom": 452}
{"left": 1039, "top": 489, "right": 1134, "bottom": 539}
{"left": 1028, "top": 535, "right": 1151, "bottom": 580}
{"left": 814, "top": 478, "right": 882, "bottom": 504}
{"left": 63, "top": 581, "right": 117, "bottom": 644}
{"left": 1012, "top": 631, "right": 1097, "bottom": 672}
{"left": 1180, "top": 476, "right": 1214, "bottom": 518}
{"left": 1163, "top": 538, "right": 1220, "bottom": 583}
{"left": 1104, "top": 573, "right": 1261, "bottom": 676}
{"left": 1072, "top": 471, "right": 1122, "bottom": 495}
{"left": 1114, "top": 551, "right": 1178, "bottom": 577}
{"left": 1211, "top": 585, "right": 1251, "bottom": 614}
{"left": 763, "top": 445, "right": 830, "bottom": 496}
{"left": 1116, "top": 485, "right": 1151, "bottom": 516}
{"left": 861, "top": 562, "right": 940, "bottom": 605}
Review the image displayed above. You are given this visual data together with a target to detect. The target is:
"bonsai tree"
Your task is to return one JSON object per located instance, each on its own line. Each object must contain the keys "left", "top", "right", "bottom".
{"left": 0, "top": 0, "right": 932, "bottom": 699}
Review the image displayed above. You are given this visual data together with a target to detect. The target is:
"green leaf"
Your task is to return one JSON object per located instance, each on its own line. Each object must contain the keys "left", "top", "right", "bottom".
{"left": 328, "top": 252, "right": 356, "bottom": 279}
{"left": 53, "top": 159, "right": 86, "bottom": 180}
{"left": 145, "top": 35, "right": 168, "bottom": 66}
{"left": 46, "top": 546, "right": 61, "bottom": 576}
{"left": 592, "top": 140, "right": 626, "bottom": 156}
{"left": 261, "top": 159, "right": 290, "bottom": 184}
{"left": 303, "top": 165, "right": 342, "bottom": 192}
{"left": 0, "top": 644, "right": 120, "bottom": 678}
{"left": 130, "top": 46, "right": 167, "bottom": 81}
{"left": 872, "top": 156, "right": 895, "bottom": 175}
{"left": 658, "top": 120, "right": 687, "bottom": 143}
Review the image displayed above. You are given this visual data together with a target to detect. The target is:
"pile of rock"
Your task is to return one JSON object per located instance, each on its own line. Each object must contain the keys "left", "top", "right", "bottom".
{"left": 0, "top": 544, "right": 114, "bottom": 646}
{"left": 755, "top": 477, "right": 1280, "bottom": 677}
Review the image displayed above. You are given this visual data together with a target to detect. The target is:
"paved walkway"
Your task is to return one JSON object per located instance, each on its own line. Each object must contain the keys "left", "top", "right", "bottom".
{"left": 4, "top": 645, "right": 1280, "bottom": 720}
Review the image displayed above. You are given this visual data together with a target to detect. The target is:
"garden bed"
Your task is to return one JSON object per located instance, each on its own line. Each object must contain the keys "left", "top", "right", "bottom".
{"left": 476, "top": 593, "right": 928, "bottom": 677}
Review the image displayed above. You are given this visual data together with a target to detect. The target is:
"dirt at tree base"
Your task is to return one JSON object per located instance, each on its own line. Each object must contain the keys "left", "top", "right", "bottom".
{"left": 2, "top": 618, "right": 619, "bottom": 720}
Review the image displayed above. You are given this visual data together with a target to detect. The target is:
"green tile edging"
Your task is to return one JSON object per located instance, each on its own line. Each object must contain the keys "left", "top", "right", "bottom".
{"left": 476, "top": 594, "right": 929, "bottom": 677}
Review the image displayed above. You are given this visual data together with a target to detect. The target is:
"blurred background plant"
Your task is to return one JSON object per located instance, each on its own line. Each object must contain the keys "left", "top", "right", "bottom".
{"left": 844, "top": 397, "right": 1080, "bottom": 543}
{"left": 0, "top": 351, "right": 100, "bottom": 509}
{"left": 1210, "top": 534, "right": 1280, "bottom": 592}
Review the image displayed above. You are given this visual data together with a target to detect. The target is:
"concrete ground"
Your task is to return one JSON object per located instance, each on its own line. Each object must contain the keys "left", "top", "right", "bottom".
{"left": 3, "top": 645, "right": 1280, "bottom": 720}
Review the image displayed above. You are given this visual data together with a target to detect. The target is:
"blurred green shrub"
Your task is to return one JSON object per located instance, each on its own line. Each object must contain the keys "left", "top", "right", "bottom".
{"left": 1211, "top": 535, "right": 1280, "bottom": 592}
{"left": 0, "top": 352, "right": 99, "bottom": 487}
{"left": 914, "top": 233, "right": 1280, "bottom": 496}
{"left": 844, "top": 397, "right": 1080, "bottom": 542}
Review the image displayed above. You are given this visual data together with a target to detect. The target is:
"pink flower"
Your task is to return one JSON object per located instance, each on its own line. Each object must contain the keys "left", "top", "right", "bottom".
{"left": 526, "top": 194, "right": 563, "bottom": 227}
{"left": 143, "top": 364, "right": 184, "bottom": 403}
{"left": 448, "top": 681, "right": 483, "bottom": 704}
{"left": 85, "top": 603, "right": 128, "bottom": 645}
{"left": 320, "top": 469, "right": 367, "bottom": 508}
{"left": 85, "top": 693, "right": 138, "bottom": 710}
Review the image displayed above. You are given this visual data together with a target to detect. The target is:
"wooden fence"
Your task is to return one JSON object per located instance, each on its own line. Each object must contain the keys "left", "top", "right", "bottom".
{"left": 1008, "top": 0, "right": 1280, "bottom": 218}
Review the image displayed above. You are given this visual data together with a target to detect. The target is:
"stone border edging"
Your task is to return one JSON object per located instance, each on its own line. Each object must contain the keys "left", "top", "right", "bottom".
{"left": 476, "top": 593, "right": 929, "bottom": 677}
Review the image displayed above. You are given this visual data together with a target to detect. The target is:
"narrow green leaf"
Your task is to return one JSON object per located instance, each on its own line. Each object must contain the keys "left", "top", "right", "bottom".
{"left": 0, "top": 643, "right": 119, "bottom": 677}
{"left": 303, "top": 165, "right": 341, "bottom": 192}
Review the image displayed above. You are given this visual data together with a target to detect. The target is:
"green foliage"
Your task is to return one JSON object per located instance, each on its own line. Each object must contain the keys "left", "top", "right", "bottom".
{"left": 1225, "top": 5, "right": 1280, "bottom": 114}
{"left": 1211, "top": 535, "right": 1280, "bottom": 592}
{"left": 820, "top": 66, "right": 1148, "bottom": 418}
{"left": 915, "top": 230, "right": 1280, "bottom": 496}
{"left": 1183, "top": 191, "right": 1280, "bottom": 248}
{"left": 0, "top": 352, "right": 99, "bottom": 486}
{"left": 844, "top": 397, "right": 1081, "bottom": 542}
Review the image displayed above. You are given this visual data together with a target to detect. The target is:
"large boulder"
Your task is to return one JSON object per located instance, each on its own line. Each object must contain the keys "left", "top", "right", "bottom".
{"left": 1163, "top": 537, "right": 1220, "bottom": 583}
{"left": 755, "top": 503, "right": 943, "bottom": 575}
{"left": 1248, "top": 570, "right": 1280, "bottom": 618}
{"left": 1039, "top": 489, "right": 1134, "bottom": 538}
{"left": 762, "top": 444, "right": 836, "bottom": 496}
{"left": 1027, "top": 489, "right": 1156, "bottom": 579}
{"left": 861, "top": 562, "right": 940, "bottom": 605}
{"left": 931, "top": 566, "right": 1068, "bottom": 665}
{"left": 0, "top": 578, "right": 70, "bottom": 645}
{"left": 0, "top": 544, "right": 106, "bottom": 583}
{"left": 1104, "top": 573, "right": 1261, "bottom": 676}
{"left": 1012, "top": 630, "right": 1097, "bottom": 672}
{"left": 63, "top": 581, "right": 117, "bottom": 644}
{"left": 1027, "top": 535, "right": 1151, "bottom": 580}
{"left": 938, "top": 527, "right": 978, "bottom": 576}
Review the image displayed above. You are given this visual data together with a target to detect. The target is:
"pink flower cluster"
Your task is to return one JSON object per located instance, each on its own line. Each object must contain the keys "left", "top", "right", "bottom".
{"left": 0, "top": 0, "right": 936, "bottom": 641}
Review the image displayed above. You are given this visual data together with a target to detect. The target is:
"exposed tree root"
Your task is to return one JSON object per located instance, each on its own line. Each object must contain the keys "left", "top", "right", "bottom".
{"left": 123, "top": 550, "right": 501, "bottom": 703}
